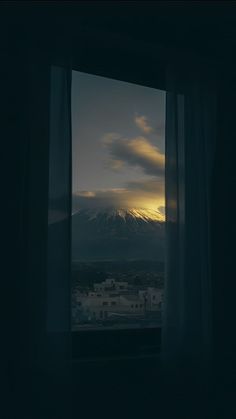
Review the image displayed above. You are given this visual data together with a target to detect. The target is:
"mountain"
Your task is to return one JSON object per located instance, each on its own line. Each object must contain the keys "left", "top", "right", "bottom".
{"left": 72, "top": 207, "right": 165, "bottom": 261}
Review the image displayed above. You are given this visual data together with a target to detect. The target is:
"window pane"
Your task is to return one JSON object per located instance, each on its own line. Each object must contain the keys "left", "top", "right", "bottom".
{"left": 71, "top": 70, "right": 165, "bottom": 331}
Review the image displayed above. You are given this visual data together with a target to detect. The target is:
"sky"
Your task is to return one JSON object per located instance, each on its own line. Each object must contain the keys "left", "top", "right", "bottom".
{"left": 72, "top": 70, "right": 165, "bottom": 213}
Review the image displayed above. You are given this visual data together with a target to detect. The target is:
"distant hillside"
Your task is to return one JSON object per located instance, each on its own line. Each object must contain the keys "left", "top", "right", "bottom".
{"left": 72, "top": 207, "right": 165, "bottom": 261}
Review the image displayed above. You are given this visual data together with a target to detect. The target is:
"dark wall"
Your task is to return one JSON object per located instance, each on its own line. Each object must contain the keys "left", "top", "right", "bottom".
{"left": 3, "top": 2, "right": 236, "bottom": 418}
{"left": 212, "top": 76, "right": 236, "bottom": 370}
{"left": 5, "top": 55, "right": 51, "bottom": 419}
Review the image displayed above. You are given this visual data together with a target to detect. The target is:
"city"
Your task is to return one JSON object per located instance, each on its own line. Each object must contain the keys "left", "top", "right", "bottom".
{"left": 72, "top": 261, "right": 164, "bottom": 330}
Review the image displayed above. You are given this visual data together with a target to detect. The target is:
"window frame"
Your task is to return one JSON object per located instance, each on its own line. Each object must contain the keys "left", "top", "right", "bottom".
{"left": 72, "top": 327, "right": 162, "bottom": 360}
{"left": 70, "top": 65, "right": 165, "bottom": 360}
{"left": 64, "top": 28, "right": 167, "bottom": 360}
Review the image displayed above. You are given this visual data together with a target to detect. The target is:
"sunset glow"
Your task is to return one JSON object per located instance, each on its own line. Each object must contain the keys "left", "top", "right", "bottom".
{"left": 72, "top": 70, "right": 165, "bottom": 217}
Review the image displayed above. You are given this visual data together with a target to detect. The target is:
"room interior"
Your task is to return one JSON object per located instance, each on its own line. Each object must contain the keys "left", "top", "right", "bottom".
{"left": 3, "top": 1, "right": 236, "bottom": 418}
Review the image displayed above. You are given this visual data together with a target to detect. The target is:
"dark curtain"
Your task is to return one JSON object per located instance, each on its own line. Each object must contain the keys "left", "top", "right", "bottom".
{"left": 7, "top": 57, "right": 53, "bottom": 417}
{"left": 47, "top": 66, "right": 72, "bottom": 361}
{"left": 162, "top": 61, "right": 218, "bottom": 375}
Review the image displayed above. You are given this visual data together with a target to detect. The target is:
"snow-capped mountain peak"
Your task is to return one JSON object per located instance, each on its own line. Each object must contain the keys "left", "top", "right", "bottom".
{"left": 73, "top": 207, "right": 165, "bottom": 223}
{"left": 71, "top": 207, "right": 165, "bottom": 261}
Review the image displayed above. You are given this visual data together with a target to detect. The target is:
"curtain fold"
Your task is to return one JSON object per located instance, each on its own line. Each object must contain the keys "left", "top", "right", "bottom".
{"left": 162, "top": 62, "right": 218, "bottom": 372}
{"left": 46, "top": 65, "right": 72, "bottom": 361}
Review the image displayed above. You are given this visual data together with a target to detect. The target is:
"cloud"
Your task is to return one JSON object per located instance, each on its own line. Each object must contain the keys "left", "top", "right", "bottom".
{"left": 105, "top": 159, "right": 124, "bottom": 171}
{"left": 73, "top": 179, "right": 165, "bottom": 212}
{"left": 102, "top": 132, "right": 121, "bottom": 144}
{"left": 126, "top": 178, "right": 164, "bottom": 194}
{"left": 134, "top": 115, "right": 153, "bottom": 134}
{"left": 76, "top": 191, "right": 96, "bottom": 197}
{"left": 73, "top": 188, "right": 128, "bottom": 210}
{"left": 102, "top": 134, "right": 165, "bottom": 176}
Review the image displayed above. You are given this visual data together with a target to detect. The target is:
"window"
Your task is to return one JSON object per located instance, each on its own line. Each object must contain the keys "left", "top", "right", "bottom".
{"left": 71, "top": 70, "right": 165, "bottom": 335}
{"left": 47, "top": 63, "right": 165, "bottom": 359}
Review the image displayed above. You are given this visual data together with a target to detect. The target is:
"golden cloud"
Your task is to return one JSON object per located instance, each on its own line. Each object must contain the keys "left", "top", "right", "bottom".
{"left": 102, "top": 134, "right": 165, "bottom": 176}
{"left": 76, "top": 191, "right": 96, "bottom": 197}
{"left": 73, "top": 179, "right": 165, "bottom": 212}
{"left": 134, "top": 115, "right": 153, "bottom": 134}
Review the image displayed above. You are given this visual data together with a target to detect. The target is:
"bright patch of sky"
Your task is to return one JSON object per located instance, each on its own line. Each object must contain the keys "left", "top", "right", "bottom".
{"left": 72, "top": 70, "right": 165, "bottom": 211}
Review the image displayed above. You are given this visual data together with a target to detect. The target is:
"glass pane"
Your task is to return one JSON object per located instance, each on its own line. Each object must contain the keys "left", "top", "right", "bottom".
{"left": 71, "top": 70, "right": 165, "bottom": 331}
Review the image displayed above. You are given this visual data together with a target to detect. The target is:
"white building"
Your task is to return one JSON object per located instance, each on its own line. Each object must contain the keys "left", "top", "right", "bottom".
{"left": 146, "top": 287, "right": 163, "bottom": 311}
{"left": 74, "top": 279, "right": 163, "bottom": 322}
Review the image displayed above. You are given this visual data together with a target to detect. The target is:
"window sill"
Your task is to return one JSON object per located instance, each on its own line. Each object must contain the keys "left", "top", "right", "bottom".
{"left": 71, "top": 326, "right": 161, "bottom": 361}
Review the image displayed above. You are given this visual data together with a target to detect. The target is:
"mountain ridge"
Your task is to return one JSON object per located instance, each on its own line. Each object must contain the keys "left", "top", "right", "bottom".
{"left": 72, "top": 207, "right": 165, "bottom": 222}
{"left": 72, "top": 207, "right": 165, "bottom": 262}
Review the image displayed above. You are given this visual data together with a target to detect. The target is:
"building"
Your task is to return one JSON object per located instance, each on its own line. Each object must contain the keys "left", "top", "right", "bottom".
{"left": 94, "top": 278, "right": 129, "bottom": 293}
{"left": 73, "top": 279, "right": 163, "bottom": 323}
